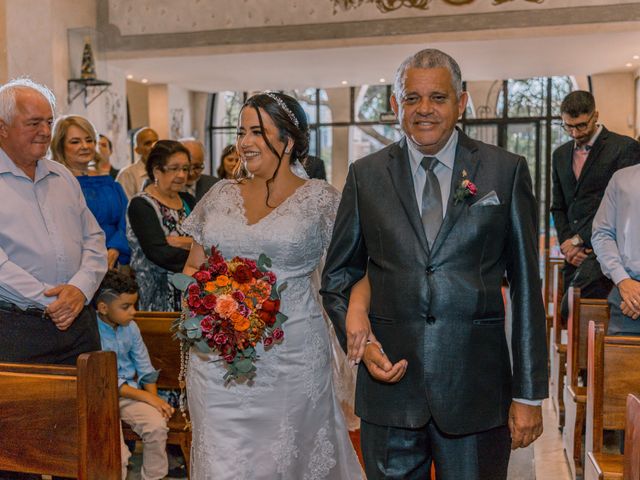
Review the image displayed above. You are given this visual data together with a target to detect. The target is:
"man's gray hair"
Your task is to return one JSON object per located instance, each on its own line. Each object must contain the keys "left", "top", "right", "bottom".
{"left": 394, "top": 49, "right": 463, "bottom": 99}
{"left": 0, "top": 77, "right": 56, "bottom": 124}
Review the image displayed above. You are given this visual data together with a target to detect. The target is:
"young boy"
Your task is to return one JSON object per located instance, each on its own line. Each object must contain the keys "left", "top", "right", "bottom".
{"left": 94, "top": 270, "right": 174, "bottom": 480}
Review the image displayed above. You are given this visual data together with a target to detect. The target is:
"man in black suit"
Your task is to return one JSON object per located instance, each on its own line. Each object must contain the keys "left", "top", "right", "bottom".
{"left": 321, "top": 49, "right": 548, "bottom": 480}
{"left": 551, "top": 91, "right": 640, "bottom": 321}
{"left": 181, "top": 138, "right": 219, "bottom": 203}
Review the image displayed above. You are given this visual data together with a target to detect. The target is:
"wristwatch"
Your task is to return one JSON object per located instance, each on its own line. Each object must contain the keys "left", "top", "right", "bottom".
{"left": 570, "top": 234, "right": 582, "bottom": 247}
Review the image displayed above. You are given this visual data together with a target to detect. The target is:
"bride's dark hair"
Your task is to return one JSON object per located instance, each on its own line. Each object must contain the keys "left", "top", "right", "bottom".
{"left": 237, "top": 92, "right": 309, "bottom": 208}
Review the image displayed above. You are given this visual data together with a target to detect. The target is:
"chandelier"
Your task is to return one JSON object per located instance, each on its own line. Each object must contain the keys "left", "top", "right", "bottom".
{"left": 332, "top": 0, "right": 543, "bottom": 13}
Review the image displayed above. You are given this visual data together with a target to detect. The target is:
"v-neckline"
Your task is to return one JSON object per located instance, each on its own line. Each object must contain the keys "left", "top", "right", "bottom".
{"left": 234, "top": 180, "right": 311, "bottom": 227}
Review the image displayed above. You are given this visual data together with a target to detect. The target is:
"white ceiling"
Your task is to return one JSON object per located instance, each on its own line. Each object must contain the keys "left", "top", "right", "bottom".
{"left": 109, "top": 26, "right": 640, "bottom": 92}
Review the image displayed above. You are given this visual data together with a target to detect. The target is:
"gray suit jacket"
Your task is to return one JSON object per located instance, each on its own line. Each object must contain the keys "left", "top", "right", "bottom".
{"left": 195, "top": 174, "right": 219, "bottom": 203}
{"left": 321, "top": 130, "right": 548, "bottom": 435}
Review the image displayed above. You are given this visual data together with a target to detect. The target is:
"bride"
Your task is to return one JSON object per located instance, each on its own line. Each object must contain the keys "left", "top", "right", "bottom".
{"left": 181, "top": 92, "right": 364, "bottom": 479}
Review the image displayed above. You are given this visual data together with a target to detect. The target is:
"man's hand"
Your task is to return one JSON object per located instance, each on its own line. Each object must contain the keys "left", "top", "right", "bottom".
{"left": 44, "top": 284, "right": 86, "bottom": 331}
{"left": 618, "top": 278, "right": 640, "bottom": 318}
{"left": 361, "top": 340, "right": 407, "bottom": 384}
{"left": 147, "top": 395, "right": 175, "bottom": 421}
{"left": 509, "top": 401, "right": 543, "bottom": 449}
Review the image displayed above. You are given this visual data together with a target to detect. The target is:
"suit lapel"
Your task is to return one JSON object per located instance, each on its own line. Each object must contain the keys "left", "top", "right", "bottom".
{"left": 386, "top": 138, "right": 430, "bottom": 256}
{"left": 430, "top": 130, "right": 480, "bottom": 257}
{"left": 575, "top": 127, "right": 608, "bottom": 191}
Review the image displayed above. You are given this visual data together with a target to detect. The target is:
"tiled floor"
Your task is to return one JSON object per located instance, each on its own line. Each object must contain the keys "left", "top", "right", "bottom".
{"left": 532, "top": 399, "right": 572, "bottom": 480}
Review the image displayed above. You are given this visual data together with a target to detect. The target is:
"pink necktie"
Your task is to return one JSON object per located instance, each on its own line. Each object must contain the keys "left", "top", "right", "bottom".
{"left": 573, "top": 146, "right": 590, "bottom": 179}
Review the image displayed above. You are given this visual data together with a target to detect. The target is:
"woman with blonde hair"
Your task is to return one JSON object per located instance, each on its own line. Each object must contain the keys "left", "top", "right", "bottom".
{"left": 51, "top": 115, "right": 130, "bottom": 268}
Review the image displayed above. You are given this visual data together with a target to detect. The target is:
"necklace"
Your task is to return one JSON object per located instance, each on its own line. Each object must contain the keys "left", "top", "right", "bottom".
{"left": 68, "top": 166, "right": 90, "bottom": 176}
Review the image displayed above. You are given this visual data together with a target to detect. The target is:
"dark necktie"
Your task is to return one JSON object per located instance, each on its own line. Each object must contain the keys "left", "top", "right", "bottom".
{"left": 420, "top": 156, "right": 443, "bottom": 247}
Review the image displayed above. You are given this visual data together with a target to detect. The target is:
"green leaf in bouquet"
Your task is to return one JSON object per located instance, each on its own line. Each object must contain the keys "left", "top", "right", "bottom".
{"left": 257, "top": 253, "right": 272, "bottom": 272}
{"left": 186, "top": 328, "right": 201, "bottom": 339}
{"left": 182, "top": 315, "right": 203, "bottom": 332}
{"left": 194, "top": 339, "right": 211, "bottom": 353}
{"left": 169, "top": 272, "right": 196, "bottom": 292}
{"left": 273, "top": 312, "right": 288, "bottom": 328}
{"left": 235, "top": 358, "right": 254, "bottom": 373}
{"left": 277, "top": 281, "right": 288, "bottom": 296}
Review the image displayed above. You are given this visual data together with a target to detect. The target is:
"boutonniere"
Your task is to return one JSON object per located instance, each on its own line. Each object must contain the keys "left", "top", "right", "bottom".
{"left": 453, "top": 169, "right": 477, "bottom": 205}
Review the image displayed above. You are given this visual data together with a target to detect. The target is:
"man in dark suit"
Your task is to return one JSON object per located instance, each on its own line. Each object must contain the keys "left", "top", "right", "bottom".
{"left": 181, "top": 138, "right": 219, "bottom": 203}
{"left": 321, "top": 49, "right": 548, "bottom": 480}
{"left": 551, "top": 91, "right": 640, "bottom": 321}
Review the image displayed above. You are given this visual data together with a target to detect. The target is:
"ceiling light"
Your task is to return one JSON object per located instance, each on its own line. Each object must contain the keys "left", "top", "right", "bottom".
{"left": 634, "top": 55, "right": 640, "bottom": 60}
{"left": 126, "top": 74, "right": 133, "bottom": 80}
{"left": 141, "top": 78, "right": 149, "bottom": 83}
{"left": 341, "top": 80, "right": 348, "bottom": 85}
{"left": 626, "top": 63, "right": 633, "bottom": 68}
{"left": 379, "top": 78, "right": 386, "bottom": 83}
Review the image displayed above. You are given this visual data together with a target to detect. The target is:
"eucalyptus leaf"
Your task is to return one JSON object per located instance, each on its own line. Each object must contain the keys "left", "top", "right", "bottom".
{"left": 194, "top": 339, "right": 211, "bottom": 353}
{"left": 257, "top": 253, "right": 272, "bottom": 272}
{"left": 169, "top": 272, "right": 196, "bottom": 291}
{"left": 235, "top": 358, "right": 253, "bottom": 373}
{"left": 182, "top": 315, "right": 203, "bottom": 331}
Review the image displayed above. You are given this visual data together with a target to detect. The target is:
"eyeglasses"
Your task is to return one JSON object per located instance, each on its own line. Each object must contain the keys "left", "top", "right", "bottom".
{"left": 560, "top": 112, "right": 595, "bottom": 133}
{"left": 162, "top": 165, "right": 190, "bottom": 174}
{"left": 190, "top": 165, "right": 205, "bottom": 173}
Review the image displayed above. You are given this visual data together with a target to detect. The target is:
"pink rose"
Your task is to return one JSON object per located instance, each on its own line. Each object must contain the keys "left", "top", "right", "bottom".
{"left": 265, "top": 271, "right": 277, "bottom": 285}
{"left": 202, "top": 294, "right": 217, "bottom": 310}
{"left": 187, "top": 283, "right": 201, "bottom": 295}
{"left": 200, "top": 315, "right": 214, "bottom": 333}
{"left": 263, "top": 336, "right": 274, "bottom": 348}
{"left": 467, "top": 181, "right": 478, "bottom": 196}
{"left": 193, "top": 270, "right": 211, "bottom": 283}
{"left": 213, "top": 332, "right": 228, "bottom": 345}
{"left": 188, "top": 295, "right": 202, "bottom": 309}
{"left": 272, "top": 328, "right": 284, "bottom": 341}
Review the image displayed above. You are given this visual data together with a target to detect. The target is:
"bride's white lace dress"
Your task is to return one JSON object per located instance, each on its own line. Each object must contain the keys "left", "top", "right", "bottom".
{"left": 182, "top": 179, "right": 364, "bottom": 480}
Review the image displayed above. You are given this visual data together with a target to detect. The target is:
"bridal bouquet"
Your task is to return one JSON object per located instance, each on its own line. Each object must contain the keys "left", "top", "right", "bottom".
{"left": 171, "top": 246, "right": 287, "bottom": 382}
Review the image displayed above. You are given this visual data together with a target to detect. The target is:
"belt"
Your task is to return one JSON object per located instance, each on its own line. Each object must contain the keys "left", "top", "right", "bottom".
{"left": 0, "top": 300, "right": 48, "bottom": 319}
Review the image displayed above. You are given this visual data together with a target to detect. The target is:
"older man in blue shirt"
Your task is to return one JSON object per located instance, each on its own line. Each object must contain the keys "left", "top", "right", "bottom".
{"left": 592, "top": 163, "right": 640, "bottom": 335}
{"left": 0, "top": 78, "right": 107, "bottom": 364}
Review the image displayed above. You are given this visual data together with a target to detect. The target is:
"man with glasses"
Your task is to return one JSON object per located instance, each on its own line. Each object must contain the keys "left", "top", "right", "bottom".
{"left": 551, "top": 90, "right": 640, "bottom": 321}
{"left": 180, "top": 138, "right": 218, "bottom": 203}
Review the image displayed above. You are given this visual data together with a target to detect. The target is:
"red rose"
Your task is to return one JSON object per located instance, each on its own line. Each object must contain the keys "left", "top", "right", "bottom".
{"left": 259, "top": 310, "right": 276, "bottom": 326}
{"left": 265, "top": 271, "right": 277, "bottom": 285}
{"left": 202, "top": 294, "right": 217, "bottom": 310}
{"left": 212, "top": 262, "right": 228, "bottom": 275}
{"left": 263, "top": 336, "right": 274, "bottom": 348}
{"left": 193, "top": 270, "right": 211, "bottom": 283}
{"left": 232, "top": 291, "right": 245, "bottom": 303}
{"left": 253, "top": 269, "right": 264, "bottom": 279}
{"left": 244, "top": 259, "right": 257, "bottom": 270}
{"left": 466, "top": 181, "right": 478, "bottom": 196}
{"left": 188, "top": 295, "right": 202, "bottom": 309}
{"left": 201, "top": 315, "right": 214, "bottom": 333}
{"left": 188, "top": 283, "right": 201, "bottom": 295}
{"left": 272, "top": 327, "right": 284, "bottom": 341}
{"left": 213, "top": 332, "right": 228, "bottom": 345}
{"left": 261, "top": 299, "right": 280, "bottom": 313}
{"left": 233, "top": 264, "right": 253, "bottom": 284}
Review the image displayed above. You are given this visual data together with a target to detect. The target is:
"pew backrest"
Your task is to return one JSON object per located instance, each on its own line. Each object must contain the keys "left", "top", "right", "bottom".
{"left": 624, "top": 393, "right": 640, "bottom": 480}
{"left": 586, "top": 321, "right": 640, "bottom": 455}
{"left": 0, "top": 351, "right": 120, "bottom": 479}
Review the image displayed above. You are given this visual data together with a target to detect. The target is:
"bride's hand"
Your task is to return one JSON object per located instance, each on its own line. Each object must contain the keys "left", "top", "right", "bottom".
{"left": 346, "top": 305, "right": 371, "bottom": 367}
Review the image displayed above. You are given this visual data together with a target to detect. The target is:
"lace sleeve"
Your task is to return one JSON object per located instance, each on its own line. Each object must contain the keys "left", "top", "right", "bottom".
{"left": 317, "top": 181, "right": 342, "bottom": 252}
{"left": 182, "top": 180, "right": 226, "bottom": 246}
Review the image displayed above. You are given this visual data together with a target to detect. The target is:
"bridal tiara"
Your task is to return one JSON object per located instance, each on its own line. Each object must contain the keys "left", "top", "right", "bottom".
{"left": 264, "top": 92, "right": 300, "bottom": 128}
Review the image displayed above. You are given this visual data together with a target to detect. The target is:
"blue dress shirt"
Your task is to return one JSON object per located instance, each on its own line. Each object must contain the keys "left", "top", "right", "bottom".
{"left": 592, "top": 164, "right": 640, "bottom": 284}
{"left": 0, "top": 148, "right": 107, "bottom": 309}
{"left": 97, "top": 315, "right": 159, "bottom": 389}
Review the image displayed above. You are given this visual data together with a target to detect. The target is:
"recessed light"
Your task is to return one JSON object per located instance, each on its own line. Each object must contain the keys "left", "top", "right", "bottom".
{"left": 626, "top": 63, "right": 633, "bottom": 68}
{"left": 126, "top": 74, "right": 133, "bottom": 80}
{"left": 141, "top": 78, "right": 149, "bottom": 83}
{"left": 379, "top": 78, "right": 386, "bottom": 83}
{"left": 341, "top": 80, "right": 348, "bottom": 85}
{"left": 634, "top": 55, "right": 640, "bottom": 60}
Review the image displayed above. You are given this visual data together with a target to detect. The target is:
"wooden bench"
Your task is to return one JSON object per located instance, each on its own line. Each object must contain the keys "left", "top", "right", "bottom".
{"left": 585, "top": 393, "right": 640, "bottom": 480}
{"left": 562, "top": 288, "right": 610, "bottom": 479}
{"left": 543, "top": 253, "right": 565, "bottom": 348}
{"left": 123, "top": 311, "right": 191, "bottom": 477}
{"left": 550, "top": 262, "right": 567, "bottom": 427}
{"left": 583, "top": 322, "right": 640, "bottom": 480}
{"left": 0, "top": 351, "right": 120, "bottom": 479}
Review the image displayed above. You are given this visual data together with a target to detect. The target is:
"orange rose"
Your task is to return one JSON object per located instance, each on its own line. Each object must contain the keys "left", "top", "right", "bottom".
{"left": 233, "top": 316, "right": 250, "bottom": 332}
{"left": 204, "top": 281, "right": 216, "bottom": 293}
{"left": 216, "top": 275, "right": 230, "bottom": 287}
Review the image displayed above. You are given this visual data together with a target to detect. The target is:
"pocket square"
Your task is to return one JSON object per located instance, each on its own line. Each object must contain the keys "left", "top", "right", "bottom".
{"left": 470, "top": 190, "right": 500, "bottom": 208}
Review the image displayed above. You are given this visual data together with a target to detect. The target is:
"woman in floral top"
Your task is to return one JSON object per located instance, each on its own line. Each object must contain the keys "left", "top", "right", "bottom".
{"left": 127, "top": 140, "right": 196, "bottom": 311}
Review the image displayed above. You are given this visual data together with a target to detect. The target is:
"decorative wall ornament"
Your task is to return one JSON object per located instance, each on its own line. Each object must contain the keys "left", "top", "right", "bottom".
{"left": 171, "top": 108, "right": 185, "bottom": 139}
{"left": 332, "top": 0, "right": 543, "bottom": 12}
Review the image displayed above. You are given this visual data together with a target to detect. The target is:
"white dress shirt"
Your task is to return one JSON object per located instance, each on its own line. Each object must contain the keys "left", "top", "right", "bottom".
{"left": 0, "top": 148, "right": 107, "bottom": 309}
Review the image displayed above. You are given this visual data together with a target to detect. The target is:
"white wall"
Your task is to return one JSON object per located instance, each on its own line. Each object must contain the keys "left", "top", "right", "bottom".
{"left": 591, "top": 72, "right": 635, "bottom": 137}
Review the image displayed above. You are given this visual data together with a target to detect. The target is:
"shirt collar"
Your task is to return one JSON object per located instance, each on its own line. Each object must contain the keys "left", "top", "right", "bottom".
{"left": 0, "top": 147, "right": 57, "bottom": 182}
{"left": 575, "top": 124, "right": 603, "bottom": 151}
{"left": 407, "top": 129, "right": 458, "bottom": 176}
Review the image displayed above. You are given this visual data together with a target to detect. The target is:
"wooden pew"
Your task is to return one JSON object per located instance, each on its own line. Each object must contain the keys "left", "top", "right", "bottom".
{"left": 584, "top": 321, "right": 640, "bottom": 480}
{"left": 585, "top": 393, "right": 640, "bottom": 480}
{"left": 543, "top": 253, "right": 565, "bottom": 345}
{"left": 0, "top": 351, "right": 120, "bottom": 479}
{"left": 550, "top": 262, "right": 567, "bottom": 427}
{"left": 124, "top": 311, "right": 191, "bottom": 477}
{"left": 562, "top": 288, "right": 610, "bottom": 480}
